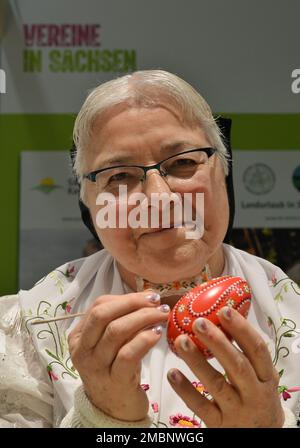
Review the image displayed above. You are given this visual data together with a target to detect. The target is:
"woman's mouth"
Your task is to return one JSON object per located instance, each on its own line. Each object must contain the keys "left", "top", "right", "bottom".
{"left": 140, "top": 223, "right": 176, "bottom": 236}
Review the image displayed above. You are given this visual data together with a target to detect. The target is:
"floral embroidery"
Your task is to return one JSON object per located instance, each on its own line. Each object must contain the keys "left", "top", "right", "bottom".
{"left": 271, "top": 272, "right": 277, "bottom": 286}
{"left": 154, "top": 280, "right": 201, "bottom": 294}
{"left": 271, "top": 276, "right": 300, "bottom": 303}
{"left": 136, "top": 266, "right": 210, "bottom": 296}
{"left": 33, "top": 264, "right": 77, "bottom": 290}
{"left": 173, "top": 281, "right": 181, "bottom": 290}
{"left": 66, "top": 265, "right": 76, "bottom": 279}
{"left": 278, "top": 385, "right": 300, "bottom": 401}
{"left": 151, "top": 402, "right": 159, "bottom": 413}
{"left": 23, "top": 298, "right": 79, "bottom": 380}
{"left": 277, "top": 369, "right": 300, "bottom": 401}
{"left": 268, "top": 274, "right": 300, "bottom": 399}
{"left": 140, "top": 382, "right": 201, "bottom": 427}
{"left": 169, "top": 414, "right": 201, "bottom": 428}
{"left": 140, "top": 385, "right": 159, "bottom": 416}
{"left": 61, "top": 301, "right": 72, "bottom": 313}
{"left": 267, "top": 317, "right": 300, "bottom": 366}
{"left": 47, "top": 265, "right": 77, "bottom": 294}
{"left": 47, "top": 364, "right": 59, "bottom": 382}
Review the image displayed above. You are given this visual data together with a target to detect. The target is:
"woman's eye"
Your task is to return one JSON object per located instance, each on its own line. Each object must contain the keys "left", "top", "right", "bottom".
{"left": 172, "top": 158, "right": 197, "bottom": 167}
{"left": 107, "top": 172, "right": 133, "bottom": 184}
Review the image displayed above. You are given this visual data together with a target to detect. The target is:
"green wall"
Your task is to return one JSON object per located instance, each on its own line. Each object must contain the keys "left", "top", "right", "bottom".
{"left": 0, "top": 113, "right": 299, "bottom": 295}
{"left": 0, "top": 114, "right": 76, "bottom": 295}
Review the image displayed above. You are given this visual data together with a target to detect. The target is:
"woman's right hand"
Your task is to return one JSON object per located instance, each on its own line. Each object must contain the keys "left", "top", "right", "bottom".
{"left": 68, "top": 291, "right": 169, "bottom": 422}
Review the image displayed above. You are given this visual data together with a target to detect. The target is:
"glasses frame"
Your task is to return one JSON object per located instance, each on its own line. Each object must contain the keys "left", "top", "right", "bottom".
{"left": 84, "top": 147, "right": 216, "bottom": 184}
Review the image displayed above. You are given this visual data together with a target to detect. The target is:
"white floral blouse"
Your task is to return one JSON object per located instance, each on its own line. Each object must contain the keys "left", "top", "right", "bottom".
{"left": 0, "top": 244, "right": 299, "bottom": 428}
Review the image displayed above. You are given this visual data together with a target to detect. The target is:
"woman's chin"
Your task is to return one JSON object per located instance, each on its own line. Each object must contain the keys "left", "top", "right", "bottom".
{"left": 138, "top": 226, "right": 186, "bottom": 250}
{"left": 135, "top": 242, "right": 208, "bottom": 283}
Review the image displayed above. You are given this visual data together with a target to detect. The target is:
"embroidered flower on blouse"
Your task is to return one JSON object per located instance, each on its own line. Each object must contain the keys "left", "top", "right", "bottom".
{"left": 278, "top": 385, "right": 300, "bottom": 401}
{"left": 141, "top": 383, "right": 150, "bottom": 391}
{"left": 173, "top": 281, "right": 181, "bottom": 291}
{"left": 169, "top": 413, "right": 201, "bottom": 428}
{"left": 61, "top": 301, "right": 72, "bottom": 313}
{"left": 151, "top": 402, "right": 159, "bottom": 413}
{"left": 271, "top": 272, "right": 277, "bottom": 286}
{"left": 47, "top": 365, "right": 59, "bottom": 382}
{"left": 66, "top": 265, "right": 76, "bottom": 279}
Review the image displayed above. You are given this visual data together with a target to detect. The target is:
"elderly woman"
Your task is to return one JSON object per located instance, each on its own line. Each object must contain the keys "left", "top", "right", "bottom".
{"left": 1, "top": 70, "right": 300, "bottom": 428}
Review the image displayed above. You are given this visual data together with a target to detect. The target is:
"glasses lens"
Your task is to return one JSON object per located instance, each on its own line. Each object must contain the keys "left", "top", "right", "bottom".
{"left": 161, "top": 150, "right": 209, "bottom": 179}
{"left": 96, "top": 166, "right": 144, "bottom": 194}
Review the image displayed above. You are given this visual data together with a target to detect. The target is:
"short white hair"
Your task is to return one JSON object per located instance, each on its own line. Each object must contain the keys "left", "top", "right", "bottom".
{"left": 73, "top": 70, "right": 229, "bottom": 201}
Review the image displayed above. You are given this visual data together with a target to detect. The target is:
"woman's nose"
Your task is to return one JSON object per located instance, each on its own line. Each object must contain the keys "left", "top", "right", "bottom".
{"left": 141, "top": 170, "right": 178, "bottom": 228}
{"left": 142, "top": 169, "right": 171, "bottom": 196}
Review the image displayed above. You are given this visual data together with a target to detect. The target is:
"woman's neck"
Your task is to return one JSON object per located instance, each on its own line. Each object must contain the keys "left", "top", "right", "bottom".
{"left": 117, "top": 246, "right": 226, "bottom": 308}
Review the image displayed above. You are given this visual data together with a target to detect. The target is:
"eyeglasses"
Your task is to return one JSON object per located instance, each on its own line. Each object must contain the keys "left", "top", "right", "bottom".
{"left": 84, "top": 147, "right": 216, "bottom": 195}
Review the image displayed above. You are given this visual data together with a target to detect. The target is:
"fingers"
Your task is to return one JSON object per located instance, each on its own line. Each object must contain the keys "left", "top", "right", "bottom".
{"left": 67, "top": 291, "right": 168, "bottom": 423}
{"left": 218, "top": 307, "right": 276, "bottom": 383}
{"left": 111, "top": 326, "right": 164, "bottom": 381}
{"left": 174, "top": 334, "right": 240, "bottom": 412}
{"left": 95, "top": 304, "right": 170, "bottom": 367}
{"left": 70, "top": 290, "right": 161, "bottom": 351}
{"left": 170, "top": 309, "right": 279, "bottom": 427}
{"left": 167, "top": 367, "right": 221, "bottom": 427}
{"left": 192, "top": 316, "right": 259, "bottom": 396}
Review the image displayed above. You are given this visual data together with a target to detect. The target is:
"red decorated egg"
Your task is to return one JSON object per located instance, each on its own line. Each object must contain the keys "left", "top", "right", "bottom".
{"left": 167, "top": 276, "right": 251, "bottom": 358}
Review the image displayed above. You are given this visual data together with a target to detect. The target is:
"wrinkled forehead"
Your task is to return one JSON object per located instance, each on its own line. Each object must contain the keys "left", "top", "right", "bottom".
{"left": 89, "top": 103, "right": 204, "bottom": 160}
{"left": 90, "top": 100, "right": 188, "bottom": 138}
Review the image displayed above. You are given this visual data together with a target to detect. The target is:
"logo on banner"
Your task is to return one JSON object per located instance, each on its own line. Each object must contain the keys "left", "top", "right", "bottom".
{"left": 0, "top": 69, "right": 6, "bottom": 93}
{"left": 32, "top": 177, "right": 62, "bottom": 194}
{"left": 243, "top": 163, "right": 276, "bottom": 195}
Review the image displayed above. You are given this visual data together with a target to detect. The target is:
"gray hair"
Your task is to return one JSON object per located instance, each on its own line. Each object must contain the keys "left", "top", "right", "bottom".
{"left": 73, "top": 70, "right": 229, "bottom": 201}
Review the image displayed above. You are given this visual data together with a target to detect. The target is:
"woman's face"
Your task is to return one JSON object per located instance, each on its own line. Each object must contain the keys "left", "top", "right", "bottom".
{"left": 85, "top": 106, "right": 229, "bottom": 283}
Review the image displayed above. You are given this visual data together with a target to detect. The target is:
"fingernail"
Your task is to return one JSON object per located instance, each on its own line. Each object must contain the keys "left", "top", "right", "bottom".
{"left": 168, "top": 368, "right": 179, "bottom": 383}
{"left": 146, "top": 292, "right": 161, "bottom": 303}
{"left": 180, "top": 335, "right": 192, "bottom": 351}
{"left": 222, "top": 306, "right": 232, "bottom": 320}
{"left": 157, "top": 304, "right": 170, "bottom": 313}
{"left": 152, "top": 325, "right": 162, "bottom": 335}
{"left": 195, "top": 318, "right": 208, "bottom": 333}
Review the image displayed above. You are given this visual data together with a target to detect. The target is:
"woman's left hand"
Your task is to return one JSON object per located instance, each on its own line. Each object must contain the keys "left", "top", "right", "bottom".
{"left": 168, "top": 306, "right": 284, "bottom": 428}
